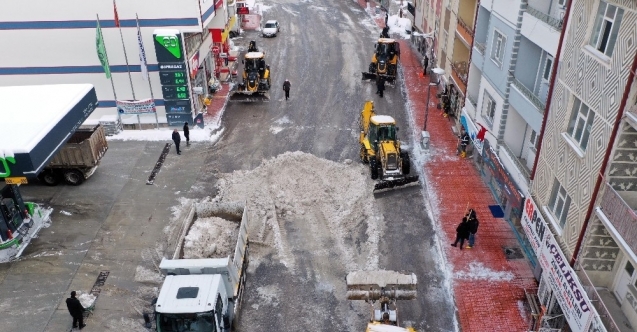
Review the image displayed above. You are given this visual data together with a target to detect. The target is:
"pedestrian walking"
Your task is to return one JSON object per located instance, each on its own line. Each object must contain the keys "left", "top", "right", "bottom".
{"left": 466, "top": 209, "right": 479, "bottom": 248}
{"left": 172, "top": 129, "right": 181, "bottom": 155}
{"left": 422, "top": 56, "right": 429, "bottom": 76}
{"left": 283, "top": 79, "right": 291, "bottom": 100}
{"left": 183, "top": 122, "right": 190, "bottom": 146}
{"left": 380, "top": 26, "right": 390, "bottom": 38}
{"left": 451, "top": 216, "right": 470, "bottom": 250}
{"left": 457, "top": 129, "right": 470, "bottom": 157}
{"left": 66, "top": 291, "right": 86, "bottom": 330}
{"left": 376, "top": 76, "right": 385, "bottom": 98}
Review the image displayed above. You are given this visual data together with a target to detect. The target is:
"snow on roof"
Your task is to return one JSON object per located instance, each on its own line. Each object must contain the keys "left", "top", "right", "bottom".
{"left": 156, "top": 274, "right": 222, "bottom": 314}
{"left": 0, "top": 84, "right": 94, "bottom": 154}
{"left": 371, "top": 115, "right": 395, "bottom": 124}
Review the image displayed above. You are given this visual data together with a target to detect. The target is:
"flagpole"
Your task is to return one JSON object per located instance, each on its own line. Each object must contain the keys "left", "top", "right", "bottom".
{"left": 113, "top": 1, "right": 140, "bottom": 130}
{"left": 97, "top": 14, "right": 120, "bottom": 125}
{"left": 136, "top": 13, "right": 159, "bottom": 129}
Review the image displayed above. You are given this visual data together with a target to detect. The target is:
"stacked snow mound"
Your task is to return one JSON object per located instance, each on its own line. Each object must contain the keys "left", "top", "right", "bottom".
{"left": 78, "top": 292, "right": 96, "bottom": 309}
{"left": 183, "top": 217, "right": 239, "bottom": 259}
{"left": 211, "top": 151, "right": 380, "bottom": 271}
{"left": 196, "top": 201, "right": 244, "bottom": 221}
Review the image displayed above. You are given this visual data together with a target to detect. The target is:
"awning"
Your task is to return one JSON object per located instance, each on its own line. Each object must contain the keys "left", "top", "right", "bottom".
{"left": 0, "top": 84, "right": 98, "bottom": 178}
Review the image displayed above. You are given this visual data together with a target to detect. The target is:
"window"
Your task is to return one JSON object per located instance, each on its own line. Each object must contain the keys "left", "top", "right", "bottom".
{"left": 491, "top": 30, "right": 506, "bottom": 67}
{"left": 589, "top": 1, "right": 624, "bottom": 57}
{"left": 548, "top": 179, "right": 571, "bottom": 228}
{"left": 482, "top": 92, "right": 496, "bottom": 124}
{"left": 530, "top": 130, "right": 538, "bottom": 150}
{"left": 542, "top": 56, "right": 553, "bottom": 81}
{"left": 566, "top": 97, "right": 595, "bottom": 150}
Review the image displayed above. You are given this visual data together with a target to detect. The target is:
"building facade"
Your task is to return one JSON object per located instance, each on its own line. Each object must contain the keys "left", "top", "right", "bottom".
{"left": 527, "top": 0, "right": 637, "bottom": 329}
{"left": 0, "top": 0, "right": 238, "bottom": 128}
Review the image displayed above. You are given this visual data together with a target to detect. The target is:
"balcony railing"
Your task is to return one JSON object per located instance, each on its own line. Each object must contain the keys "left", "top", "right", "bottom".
{"left": 498, "top": 141, "right": 531, "bottom": 182}
{"left": 467, "top": 94, "right": 478, "bottom": 107}
{"left": 457, "top": 17, "right": 474, "bottom": 37}
{"left": 600, "top": 183, "right": 637, "bottom": 253}
{"left": 474, "top": 42, "right": 486, "bottom": 54}
{"left": 526, "top": 5, "right": 563, "bottom": 30}
{"left": 450, "top": 61, "right": 468, "bottom": 85}
{"left": 574, "top": 262, "right": 624, "bottom": 332}
{"left": 512, "top": 77, "right": 546, "bottom": 112}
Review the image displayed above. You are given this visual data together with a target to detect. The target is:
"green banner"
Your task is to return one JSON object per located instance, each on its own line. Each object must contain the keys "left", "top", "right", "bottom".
{"left": 96, "top": 20, "right": 111, "bottom": 79}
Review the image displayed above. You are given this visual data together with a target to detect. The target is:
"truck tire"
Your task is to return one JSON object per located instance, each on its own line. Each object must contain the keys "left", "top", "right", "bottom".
{"left": 401, "top": 152, "right": 411, "bottom": 175}
{"left": 63, "top": 169, "right": 85, "bottom": 186}
{"left": 39, "top": 170, "right": 61, "bottom": 186}
{"left": 370, "top": 159, "right": 379, "bottom": 180}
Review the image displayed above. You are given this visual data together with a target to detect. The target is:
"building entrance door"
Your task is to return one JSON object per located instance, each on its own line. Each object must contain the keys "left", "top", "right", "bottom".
{"left": 614, "top": 258, "right": 635, "bottom": 302}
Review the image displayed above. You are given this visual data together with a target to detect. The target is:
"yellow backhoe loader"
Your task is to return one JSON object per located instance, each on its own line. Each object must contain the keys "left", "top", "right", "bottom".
{"left": 359, "top": 101, "right": 418, "bottom": 191}
{"left": 362, "top": 38, "right": 400, "bottom": 85}
{"left": 229, "top": 51, "right": 271, "bottom": 102}
{"left": 346, "top": 270, "right": 418, "bottom": 332}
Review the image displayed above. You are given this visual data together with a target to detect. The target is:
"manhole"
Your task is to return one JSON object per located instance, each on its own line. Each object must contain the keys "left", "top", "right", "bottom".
{"left": 503, "top": 247, "right": 524, "bottom": 260}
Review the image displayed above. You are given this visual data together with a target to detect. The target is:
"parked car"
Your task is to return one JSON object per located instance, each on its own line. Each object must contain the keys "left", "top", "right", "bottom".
{"left": 262, "top": 20, "right": 280, "bottom": 37}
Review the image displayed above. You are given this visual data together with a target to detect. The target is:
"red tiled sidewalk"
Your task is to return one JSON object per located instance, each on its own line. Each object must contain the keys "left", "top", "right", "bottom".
{"left": 357, "top": 1, "right": 538, "bottom": 331}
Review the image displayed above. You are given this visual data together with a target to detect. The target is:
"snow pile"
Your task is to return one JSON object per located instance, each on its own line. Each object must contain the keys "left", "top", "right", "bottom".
{"left": 60, "top": 210, "right": 72, "bottom": 216}
{"left": 106, "top": 125, "right": 224, "bottom": 143}
{"left": 387, "top": 16, "right": 412, "bottom": 39}
{"left": 453, "top": 262, "right": 515, "bottom": 281}
{"left": 134, "top": 266, "right": 164, "bottom": 284}
{"left": 78, "top": 292, "right": 96, "bottom": 309}
{"left": 210, "top": 151, "right": 380, "bottom": 271}
{"left": 182, "top": 217, "right": 239, "bottom": 259}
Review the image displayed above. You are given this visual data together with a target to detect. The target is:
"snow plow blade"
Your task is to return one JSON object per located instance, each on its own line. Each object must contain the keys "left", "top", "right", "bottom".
{"left": 228, "top": 91, "right": 270, "bottom": 103}
{"left": 373, "top": 175, "right": 419, "bottom": 192}
{"left": 346, "top": 270, "right": 417, "bottom": 301}
{"left": 362, "top": 72, "right": 396, "bottom": 84}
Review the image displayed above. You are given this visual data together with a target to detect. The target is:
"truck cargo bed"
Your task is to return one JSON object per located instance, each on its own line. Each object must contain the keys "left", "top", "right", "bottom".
{"left": 46, "top": 125, "right": 108, "bottom": 168}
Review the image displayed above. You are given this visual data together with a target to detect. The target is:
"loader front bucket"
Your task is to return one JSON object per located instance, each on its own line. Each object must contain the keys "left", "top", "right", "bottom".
{"left": 373, "top": 175, "right": 419, "bottom": 192}
{"left": 346, "top": 270, "right": 417, "bottom": 301}
{"left": 362, "top": 72, "right": 378, "bottom": 81}
{"left": 228, "top": 91, "right": 270, "bottom": 102}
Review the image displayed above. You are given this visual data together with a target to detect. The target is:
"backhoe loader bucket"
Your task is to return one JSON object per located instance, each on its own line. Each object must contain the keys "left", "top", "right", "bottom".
{"left": 346, "top": 270, "right": 417, "bottom": 301}
{"left": 362, "top": 72, "right": 396, "bottom": 85}
{"left": 228, "top": 91, "right": 270, "bottom": 102}
{"left": 373, "top": 175, "right": 419, "bottom": 192}
{"left": 362, "top": 71, "right": 378, "bottom": 81}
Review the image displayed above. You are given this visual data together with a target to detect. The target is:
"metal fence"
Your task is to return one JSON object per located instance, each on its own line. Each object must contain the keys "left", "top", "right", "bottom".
{"left": 574, "top": 262, "right": 623, "bottom": 332}
{"left": 600, "top": 183, "right": 637, "bottom": 254}
{"left": 512, "top": 77, "right": 547, "bottom": 112}
{"left": 526, "top": 5, "right": 563, "bottom": 30}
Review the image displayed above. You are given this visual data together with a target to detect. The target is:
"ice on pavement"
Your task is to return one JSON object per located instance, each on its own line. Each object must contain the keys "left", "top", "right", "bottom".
{"left": 453, "top": 261, "right": 515, "bottom": 281}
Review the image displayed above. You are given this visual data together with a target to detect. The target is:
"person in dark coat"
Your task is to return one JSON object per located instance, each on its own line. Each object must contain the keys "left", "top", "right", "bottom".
{"left": 466, "top": 209, "right": 479, "bottom": 248}
{"left": 451, "top": 216, "right": 470, "bottom": 250}
{"left": 423, "top": 56, "right": 429, "bottom": 76}
{"left": 385, "top": 12, "right": 389, "bottom": 26}
{"left": 376, "top": 76, "right": 385, "bottom": 98}
{"left": 283, "top": 79, "right": 291, "bottom": 100}
{"left": 458, "top": 130, "right": 470, "bottom": 157}
{"left": 248, "top": 40, "right": 258, "bottom": 52}
{"left": 183, "top": 122, "right": 190, "bottom": 146}
{"left": 66, "top": 291, "right": 86, "bottom": 329}
{"left": 172, "top": 129, "right": 181, "bottom": 155}
{"left": 380, "top": 26, "right": 390, "bottom": 38}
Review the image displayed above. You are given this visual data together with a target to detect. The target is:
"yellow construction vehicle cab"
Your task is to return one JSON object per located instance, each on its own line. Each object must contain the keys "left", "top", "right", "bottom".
{"left": 359, "top": 101, "right": 417, "bottom": 191}
{"left": 229, "top": 51, "right": 271, "bottom": 102}
{"left": 362, "top": 38, "right": 400, "bottom": 84}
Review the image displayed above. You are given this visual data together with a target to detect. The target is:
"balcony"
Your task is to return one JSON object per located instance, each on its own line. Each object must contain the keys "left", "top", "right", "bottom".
{"left": 450, "top": 61, "right": 468, "bottom": 93}
{"left": 526, "top": 5, "right": 563, "bottom": 30}
{"left": 511, "top": 77, "right": 546, "bottom": 112}
{"left": 474, "top": 41, "right": 486, "bottom": 54}
{"left": 456, "top": 17, "right": 474, "bottom": 46}
{"left": 498, "top": 141, "right": 531, "bottom": 183}
{"left": 599, "top": 183, "right": 637, "bottom": 254}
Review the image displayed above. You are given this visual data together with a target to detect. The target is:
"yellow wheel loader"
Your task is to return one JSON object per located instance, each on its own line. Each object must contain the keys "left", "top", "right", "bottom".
{"left": 229, "top": 51, "right": 271, "bottom": 102}
{"left": 359, "top": 101, "right": 418, "bottom": 191}
{"left": 362, "top": 38, "right": 400, "bottom": 85}
{"left": 346, "top": 270, "right": 418, "bottom": 332}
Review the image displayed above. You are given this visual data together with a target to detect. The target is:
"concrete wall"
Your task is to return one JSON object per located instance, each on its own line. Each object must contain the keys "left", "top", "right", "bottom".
{"left": 474, "top": 6, "right": 490, "bottom": 44}
{"left": 476, "top": 75, "right": 504, "bottom": 151}
{"left": 503, "top": 106, "right": 526, "bottom": 155}
{"left": 482, "top": 14, "right": 515, "bottom": 97}
{"left": 515, "top": 36, "right": 542, "bottom": 89}
{"left": 520, "top": 12, "right": 559, "bottom": 56}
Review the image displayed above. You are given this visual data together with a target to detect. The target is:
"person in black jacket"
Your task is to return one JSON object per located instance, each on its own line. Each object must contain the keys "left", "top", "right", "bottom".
{"left": 283, "top": 79, "right": 291, "bottom": 100}
{"left": 66, "top": 291, "right": 85, "bottom": 329}
{"left": 466, "top": 209, "right": 479, "bottom": 248}
{"left": 183, "top": 122, "right": 190, "bottom": 146}
{"left": 458, "top": 130, "right": 470, "bottom": 157}
{"left": 172, "top": 129, "right": 181, "bottom": 155}
{"left": 451, "top": 216, "right": 470, "bottom": 250}
{"left": 376, "top": 76, "right": 385, "bottom": 98}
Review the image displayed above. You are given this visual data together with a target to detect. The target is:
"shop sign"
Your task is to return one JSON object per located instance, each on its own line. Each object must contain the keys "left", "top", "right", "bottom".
{"left": 159, "top": 70, "right": 188, "bottom": 85}
{"left": 162, "top": 86, "right": 189, "bottom": 100}
{"left": 116, "top": 99, "right": 157, "bottom": 114}
{"left": 237, "top": 6, "right": 249, "bottom": 14}
{"left": 166, "top": 113, "right": 193, "bottom": 126}
{"left": 189, "top": 52, "right": 200, "bottom": 79}
{"left": 521, "top": 198, "right": 597, "bottom": 331}
{"left": 212, "top": 46, "right": 220, "bottom": 54}
{"left": 164, "top": 100, "right": 192, "bottom": 114}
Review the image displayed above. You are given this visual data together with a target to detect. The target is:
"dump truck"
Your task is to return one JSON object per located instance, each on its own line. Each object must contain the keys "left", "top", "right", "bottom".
{"left": 152, "top": 202, "right": 249, "bottom": 332}
{"left": 359, "top": 101, "right": 418, "bottom": 191}
{"left": 37, "top": 124, "right": 108, "bottom": 186}
{"left": 347, "top": 270, "right": 418, "bottom": 331}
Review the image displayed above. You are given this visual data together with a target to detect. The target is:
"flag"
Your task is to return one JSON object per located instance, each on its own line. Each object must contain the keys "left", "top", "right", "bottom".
{"left": 113, "top": 0, "right": 120, "bottom": 27}
{"left": 136, "top": 15, "right": 148, "bottom": 79}
{"left": 476, "top": 124, "right": 488, "bottom": 142}
{"left": 95, "top": 19, "right": 111, "bottom": 79}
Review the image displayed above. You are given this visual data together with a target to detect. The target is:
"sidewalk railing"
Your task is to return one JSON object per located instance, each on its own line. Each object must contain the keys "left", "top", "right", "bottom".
{"left": 599, "top": 182, "right": 637, "bottom": 253}
{"left": 526, "top": 5, "right": 563, "bottom": 30}
{"left": 574, "top": 262, "right": 623, "bottom": 332}
{"left": 498, "top": 141, "right": 531, "bottom": 182}
{"left": 512, "top": 77, "right": 546, "bottom": 112}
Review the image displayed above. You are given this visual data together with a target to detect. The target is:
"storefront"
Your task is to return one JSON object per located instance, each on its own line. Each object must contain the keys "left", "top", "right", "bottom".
{"left": 210, "top": 14, "right": 237, "bottom": 78}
